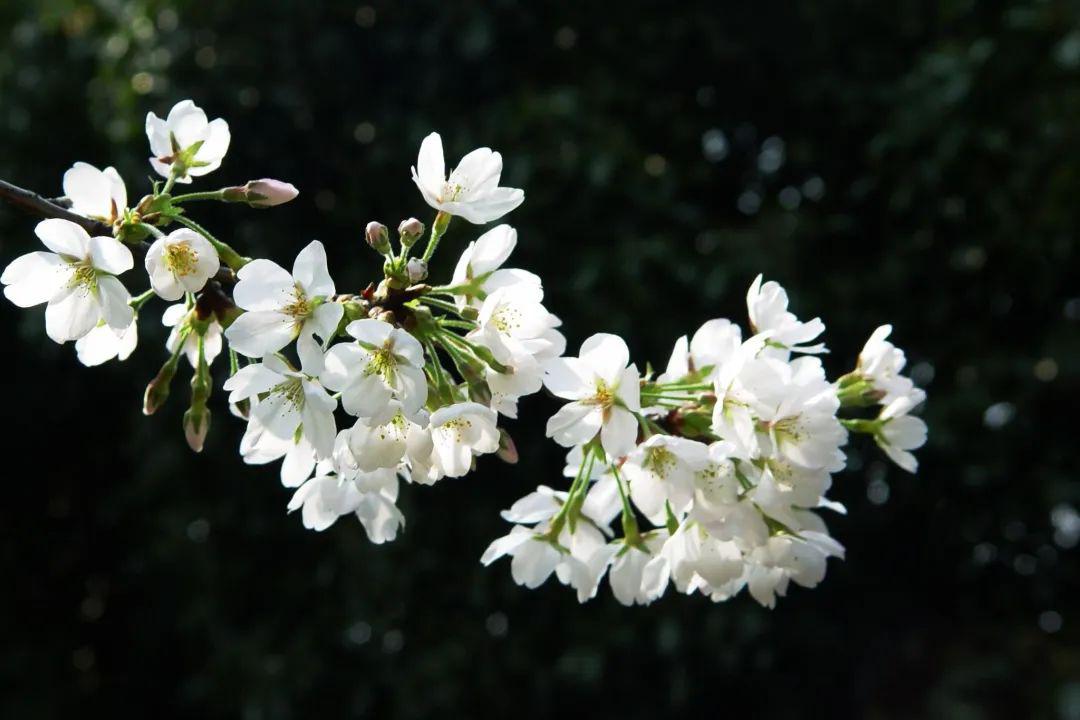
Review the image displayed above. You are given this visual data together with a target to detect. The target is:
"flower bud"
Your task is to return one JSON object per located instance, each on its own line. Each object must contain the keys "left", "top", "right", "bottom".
{"left": 468, "top": 379, "right": 493, "bottom": 406}
{"left": 143, "top": 356, "right": 180, "bottom": 415}
{"left": 183, "top": 406, "right": 211, "bottom": 452}
{"left": 242, "top": 179, "right": 299, "bottom": 208}
{"left": 366, "top": 221, "right": 391, "bottom": 254}
{"left": 406, "top": 258, "right": 428, "bottom": 283}
{"left": 497, "top": 429, "right": 519, "bottom": 464}
{"left": 397, "top": 218, "right": 424, "bottom": 248}
{"left": 342, "top": 299, "right": 370, "bottom": 323}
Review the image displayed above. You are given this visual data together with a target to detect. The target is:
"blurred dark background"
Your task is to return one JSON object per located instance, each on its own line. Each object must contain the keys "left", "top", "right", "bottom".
{"left": 1, "top": 1, "right": 1078, "bottom": 717}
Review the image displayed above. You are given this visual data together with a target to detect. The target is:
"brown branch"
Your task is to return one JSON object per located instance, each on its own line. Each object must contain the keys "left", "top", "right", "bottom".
{"left": 0, "top": 178, "right": 112, "bottom": 236}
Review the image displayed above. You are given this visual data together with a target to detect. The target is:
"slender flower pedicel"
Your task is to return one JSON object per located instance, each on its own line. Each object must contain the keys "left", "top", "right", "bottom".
{"left": 0, "top": 98, "right": 927, "bottom": 610}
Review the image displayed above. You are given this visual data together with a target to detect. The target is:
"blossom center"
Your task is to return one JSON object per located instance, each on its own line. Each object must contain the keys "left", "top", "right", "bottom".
{"left": 281, "top": 285, "right": 312, "bottom": 320}
{"left": 164, "top": 241, "right": 199, "bottom": 277}
{"left": 67, "top": 262, "right": 98, "bottom": 294}
{"left": 375, "top": 413, "right": 408, "bottom": 442}
{"left": 766, "top": 458, "right": 795, "bottom": 488}
{"left": 586, "top": 379, "right": 615, "bottom": 409}
{"left": 441, "top": 418, "right": 474, "bottom": 442}
{"left": 771, "top": 415, "right": 805, "bottom": 443}
{"left": 438, "top": 181, "right": 465, "bottom": 203}
{"left": 492, "top": 304, "right": 522, "bottom": 334}
{"left": 276, "top": 377, "right": 306, "bottom": 410}
{"left": 364, "top": 343, "right": 397, "bottom": 380}
{"left": 644, "top": 447, "right": 677, "bottom": 480}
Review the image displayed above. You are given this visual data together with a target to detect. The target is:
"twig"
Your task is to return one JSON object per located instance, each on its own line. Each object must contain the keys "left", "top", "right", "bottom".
{"left": 0, "top": 178, "right": 111, "bottom": 236}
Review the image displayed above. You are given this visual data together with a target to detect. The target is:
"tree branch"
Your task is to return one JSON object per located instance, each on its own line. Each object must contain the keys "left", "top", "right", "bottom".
{"left": 0, "top": 178, "right": 112, "bottom": 236}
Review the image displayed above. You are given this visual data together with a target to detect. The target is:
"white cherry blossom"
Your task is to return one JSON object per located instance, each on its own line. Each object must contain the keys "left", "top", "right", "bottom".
{"left": 469, "top": 284, "right": 563, "bottom": 417}
{"left": 746, "top": 274, "right": 825, "bottom": 356}
{"left": 287, "top": 472, "right": 362, "bottom": 531}
{"left": 0, "top": 97, "right": 930, "bottom": 606}
{"left": 589, "top": 531, "right": 670, "bottom": 606}
{"left": 63, "top": 162, "right": 127, "bottom": 225}
{"left": 744, "top": 531, "right": 844, "bottom": 608}
{"left": 876, "top": 394, "right": 928, "bottom": 473}
{"left": 287, "top": 464, "right": 404, "bottom": 542}
{"left": 623, "top": 435, "right": 711, "bottom": 525}
{"left": 719, "top": 355, "right": 847, "bottom": 472}
{"left": 2, "top": 219, "right": 133, "bottom": 343}
{"left": 238, "top": 419, "right": 319, "bottom": 488}
{"left": 346, "top": 401, "right": 427, "bottom": 472}
{"left": 643, "top": 522, "right": 747, "bottom": 601}
{"left": 224, "top": 352, "right": 337, "bottom": 460}
{"left": 321, "top": 319, "right": 427, "bottom": 421}
{"left": 411, "top": 132, "right": 524, "bottom": 224}
{"left": 225, "top": 240, "right": 342, "bottom": 365}
{"left": 856, "top": 324, "right": 921, "bottom": 404}
{"left": 544, "top": 333, "right": 642, "bottom": 458}
{"left": 427, "top": 402, "right": 500, "bottom": 478}
{"left": 145, "top": 228, "right": 220, "bottom": 300}
{"left": 145, "top": 99, "right": 231, "bottom": 182}
{"left": 482, "top": 485, "right": 610, "bottom": 601}
{"left": 658, "top": 318, "right": 742, "bottom": 383}
{"left": 162, "top": 303, "right": 223, "bottom": 368}
{"left": 450, "top": 224, "right": 541, "bottom": 308}
{"left": 75, "top": 318, "right": 137, "bottom": 366}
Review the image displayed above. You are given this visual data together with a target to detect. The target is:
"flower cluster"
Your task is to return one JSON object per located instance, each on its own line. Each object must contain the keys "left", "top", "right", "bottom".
{"left": 484, "top": 278, "right": 927, "bottom": 607}
{"left": 2, "top": 101, "right": 559, "bottom": 543}
{"left": 0, "top": 98, "right": 926, "bottom": 608}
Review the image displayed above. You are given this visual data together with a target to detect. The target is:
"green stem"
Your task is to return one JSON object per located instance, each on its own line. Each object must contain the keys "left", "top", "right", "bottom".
{"left": 173, "top": 215, "right": 251, "bottom": 271}
{"left": 664, "top": 501, "right": 680, "bottom": 535}
{"left": 439, "top": 329, "right": 510, "bottom": 374}
{"left": 438, "top": 317, "right": 478, "bottom": 331}
{"left": 418, "top": 295, "right": 465, "bottom": 317}
{"left": 420, "top": 211, "right": 451, "bottom": 263}
{"left": 430, "top": 284, "right": 470, "bottom": 295}
{"left": 611, "top": 464, "right": 643, "bottom": 546}
{"left": 653, "top": 382, "right": 713, "bottom": 392}
{"left": 436, "top": 333, "right": 480, "bottom": 380}
{"left": 549, "top": 444, "right": 596, "bottom": 537}
{"left": 734, "top": 461, "right": 756, "bottom": 493}
{"left": 641, "top": 393, "right": 700, "bottom": 403}
{"left": 635, "top": 412, "right": 653, "bottom": 439}
{"left": 129, "top": 288, "right": 156, "bottom": 310}
{"left": 840, "top": 418, "right": 881, "bottom": 434}
{"left": 136, "top": 222, "right": 165, "bottom": 239}
{"left": 423, "top": 339, "right": 454, "bottom": 402}
{"left": 170, "top": 190, "right": 226, "bottom": 204}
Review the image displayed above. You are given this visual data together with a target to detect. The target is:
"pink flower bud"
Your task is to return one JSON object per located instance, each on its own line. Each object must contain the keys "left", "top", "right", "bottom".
{"left": 243, "top": 179, "right": 299, "bottom": 208}
{"left": 397, "top": 217, "right": 425, "bottom": 247}
{"left": 366, "top": 221, "right": 391, "bottom": 254}
{"left": 407, "top": 258, "right": 428, "bottom": 283}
